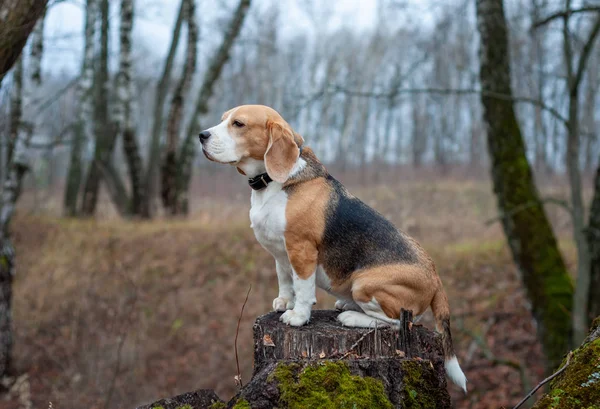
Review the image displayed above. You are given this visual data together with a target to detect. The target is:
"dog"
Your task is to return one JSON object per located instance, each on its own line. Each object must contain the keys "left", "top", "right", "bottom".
{"left": 199, "top": 105, "right": 467, "bottom": 392}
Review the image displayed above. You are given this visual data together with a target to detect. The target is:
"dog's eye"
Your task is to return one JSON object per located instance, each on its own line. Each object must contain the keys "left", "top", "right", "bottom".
{"left": 233, "top": 120, "right": 245, "bottom": 128}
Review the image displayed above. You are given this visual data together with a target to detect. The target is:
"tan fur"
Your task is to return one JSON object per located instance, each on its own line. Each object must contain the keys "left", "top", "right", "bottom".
{"left": 351, "top": 264, "right": 439, "bottom": 319}
{"left": 264, "top": 119, "right": 300, "bottom": 183}
{"left": 284, "top": 177, "right": 330, "bottom": 279}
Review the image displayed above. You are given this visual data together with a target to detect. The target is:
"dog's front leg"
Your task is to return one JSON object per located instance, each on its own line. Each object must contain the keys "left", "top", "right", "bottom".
{"left": 279, "top": 269, "right": 316, "bottom": 326}
{"left": 273, "top": 258, "right": 295, "bottom": 311}
{"left": 279, "top": 241, "right": 317, "bottom": 326}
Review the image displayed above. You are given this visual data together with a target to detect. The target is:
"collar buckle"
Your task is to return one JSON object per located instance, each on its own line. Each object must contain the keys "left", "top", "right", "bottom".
{"left": 248, "top": 172, "right": 272, "bottom": 190}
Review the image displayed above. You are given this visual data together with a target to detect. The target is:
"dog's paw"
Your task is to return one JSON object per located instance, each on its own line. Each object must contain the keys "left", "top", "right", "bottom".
{"left": 280, "top": 309, "right": 309, "bottom": 326}
{"left": 273, "top": 297, "right": 295, "bottom": 312}
{"left": 337, "top": 311, "right": 381, "bottom": 328}
{"left": 335, "top": 299, "right": 360, "bottom": 311}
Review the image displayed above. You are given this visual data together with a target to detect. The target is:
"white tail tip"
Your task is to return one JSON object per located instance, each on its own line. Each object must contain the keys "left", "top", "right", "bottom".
{"left": 445, "top": 356, "right": 467, "bottom": 393}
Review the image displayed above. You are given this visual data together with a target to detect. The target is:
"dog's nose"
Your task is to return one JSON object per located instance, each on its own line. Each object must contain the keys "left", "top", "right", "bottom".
{"left": 199, "top": 130, "right": 211, "bottom": 142}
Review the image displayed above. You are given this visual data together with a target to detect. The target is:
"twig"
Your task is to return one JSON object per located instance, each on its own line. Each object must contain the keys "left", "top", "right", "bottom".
{"left": 512, "top": 351, "right": 573, "bottom": 409}
{"left": 484, "top": 197, "right": 574, "bottom": 226}
{"left": 339, "top": 322, "right": 378, "bottom": 360}
{"left": 32, "top": 76, "right": 79, "bottom": 115}
{"left": 234, "top": 286, "right": 252, "bottom": 389}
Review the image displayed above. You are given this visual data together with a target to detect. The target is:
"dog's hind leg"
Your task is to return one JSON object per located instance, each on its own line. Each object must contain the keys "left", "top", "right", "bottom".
{"left": 337, "top": 310, "right": 390, "bottom": 328}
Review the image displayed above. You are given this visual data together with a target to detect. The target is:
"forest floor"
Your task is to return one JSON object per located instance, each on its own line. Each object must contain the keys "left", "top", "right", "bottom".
{"left": 2, "top": 175, "right": 580, "bottom": 409}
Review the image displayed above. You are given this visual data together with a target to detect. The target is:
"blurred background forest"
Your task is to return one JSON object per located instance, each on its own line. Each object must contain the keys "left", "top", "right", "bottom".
{"left": 0, "top": 0, "right": 599, "bottom": 407}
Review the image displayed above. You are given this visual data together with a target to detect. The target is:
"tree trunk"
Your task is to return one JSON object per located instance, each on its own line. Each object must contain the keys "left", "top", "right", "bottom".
{"left": 567, "top": 89, "right": 591, "bottom": 346}
{"left": 174, "top": 0, "right": 252, "bottom": 215}
{"left": 29, "top": 9, "right": 45, "bottom": 86}
{"left": 137, "top": 310, "right": 453, "bottom": 409}
{"left": 64, "top": 0, "right": 97, "bottom": 217}
{"left": 96, "top": 158, "right": 130, "bottom": 216}
{"left": 587, "top": 166, "right": 600, "bottom": 326}
{"left": 81, "top": 0, "right": 110, "bottom": 217}
{"left": 144, "top": 0, "right": 186, "bottom": 216}
{"left": 8, "top": 57, "right": 23, "bottom": 165}
{"left": 0, "top": 115, "right": 32, "bottom": 378}
{"left": 117, "top": 0, "right": 148, "bottom": 218}
{"left": 564, "top": 11, "right": 600, "bottom": 345}
{"left": 475, "top": 0, "right": 573, "bottom": 371}
{"left": 532, "top": 315, "right": 600, "bottom": 408}
{"left": 123, "top": 129, "right": 147, "bottom": 216}
{"left": 0, "top": 0, "right": 48, "bottom": 85}
{"left": 161, "top": 0, "right": 198, "bottom": 215}
{"left": 411, "top": 95, "right": 426, "bottom": 168}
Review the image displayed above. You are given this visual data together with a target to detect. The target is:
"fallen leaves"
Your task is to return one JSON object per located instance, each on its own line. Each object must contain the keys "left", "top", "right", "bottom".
{"left": 263, "top": 334, "right": 275, "bottom": 347}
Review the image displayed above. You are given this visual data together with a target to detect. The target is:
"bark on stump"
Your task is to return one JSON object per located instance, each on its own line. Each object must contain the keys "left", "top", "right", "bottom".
{"left": 136, "top": 310, "right": 452, "bottom": 408}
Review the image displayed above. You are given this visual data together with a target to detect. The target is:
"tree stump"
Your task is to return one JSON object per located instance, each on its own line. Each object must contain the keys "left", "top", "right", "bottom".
{"left": 136, "top": 309, "right": 452, "bottom": 409}
{"left": 532, "top": 315, "right": 600, "bottom": 408}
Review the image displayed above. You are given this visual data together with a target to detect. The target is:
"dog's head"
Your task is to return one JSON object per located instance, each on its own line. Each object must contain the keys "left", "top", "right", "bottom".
{"left": 199, "top": 105, "right": 303, "bottom": 183}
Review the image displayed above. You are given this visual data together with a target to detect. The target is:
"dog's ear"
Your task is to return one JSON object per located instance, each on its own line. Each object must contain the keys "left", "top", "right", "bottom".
{"left": 221, "top": 108, "right": 234, "bottom": 121}
{"left": 264, "top": 119, "right": 300, "bottom": 183}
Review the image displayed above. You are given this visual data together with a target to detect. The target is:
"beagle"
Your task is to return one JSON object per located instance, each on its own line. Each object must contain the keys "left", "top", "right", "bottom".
{"left": 199, "top": 105, "right": 467, "bottom": 392}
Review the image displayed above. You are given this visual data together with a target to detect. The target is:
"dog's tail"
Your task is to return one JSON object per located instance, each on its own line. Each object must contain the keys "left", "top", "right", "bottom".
{"left": 431, "top": 283, "right": 467, "bottom": 393}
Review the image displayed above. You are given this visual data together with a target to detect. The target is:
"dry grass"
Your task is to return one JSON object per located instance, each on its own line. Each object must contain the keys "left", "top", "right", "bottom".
{"left": 6, "top": 176, "right": 579, "bottom": 408}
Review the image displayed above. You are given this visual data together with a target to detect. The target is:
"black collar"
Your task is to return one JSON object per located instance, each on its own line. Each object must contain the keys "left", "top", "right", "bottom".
{"left": 247, "top": 145, "right": 303, "bottom": 191}
{"left": 248, "top": 173, "right": 272, "bottom": 190}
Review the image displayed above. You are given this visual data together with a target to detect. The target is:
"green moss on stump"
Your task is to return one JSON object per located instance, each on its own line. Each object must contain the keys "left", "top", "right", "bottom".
{"left": 401, "top": 360, "right": 439, "bottom": 408}
{"left": 231, "top": 398, "right": 251, "bottom": 409}
{"left": 270, "top": 361, "right": 393, "bottom": 409}
{"left": 533, "top": 338, "right": 600, "bottom": 409}
{"left": 209, "top": 402, "right": 226, "bottom": 409}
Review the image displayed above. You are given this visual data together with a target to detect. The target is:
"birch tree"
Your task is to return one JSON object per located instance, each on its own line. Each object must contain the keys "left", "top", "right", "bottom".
{"left": 81, "top": 0, "right": 111, "bottom": 216}
{"left": 145, "top": 0, "right": 186, "bottom": 215}
{"left": 29, "top": 9, "right": 45, "bottom": 85}
{"left": 0, "top": 3, "right": 43, "bottom": 374}
{"left": 0, "top": 57, "right": 24, "bottom": 377}
{"left": 475, "top": 0, "right": 573, "bottom": 371}
{"left": 161, "top": 0, "right": 198, "bottom": 215}
{"left": 7, "top": 55, "right": 22, "bottom": 166}
{"left": 117, "top": 0, "right": 147, "bottom": 217}
{"left": 173, "top": 0, "right": 252, "bottom": 215}
{"left": 0, "top": 98, "right": 31, "bottom": 378}
{"left": 64, "top": 0, "right": 97, "bottom": 217}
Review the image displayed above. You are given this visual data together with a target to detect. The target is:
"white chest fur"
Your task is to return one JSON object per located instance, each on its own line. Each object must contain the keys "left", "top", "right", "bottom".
{"left": 249, "top": 183, "right": 288, "bottom": 258}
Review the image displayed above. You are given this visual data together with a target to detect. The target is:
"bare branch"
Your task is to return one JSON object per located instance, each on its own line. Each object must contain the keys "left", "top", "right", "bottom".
{"left": 326, "top": 85, "right": 569, "bottom": 125}
{"left": 484, "top": 197, "right": 574, "bottom": 226}
{"left": 533, "top": 6, "right": 600, "bottom": 29}
{"left": 573, "top": 13, "right": 600, "bottom": 92}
